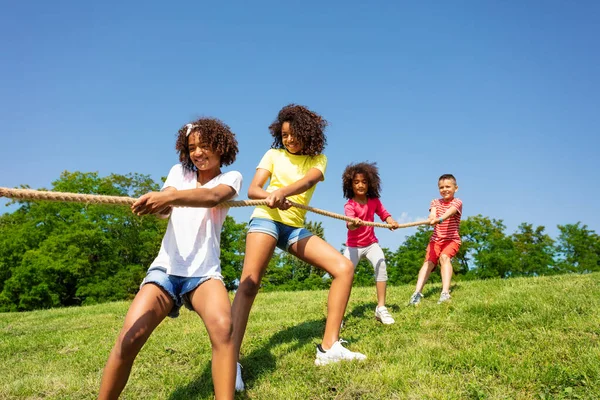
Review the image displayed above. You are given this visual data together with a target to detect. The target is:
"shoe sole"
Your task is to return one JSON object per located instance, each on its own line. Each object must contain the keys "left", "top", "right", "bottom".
{"left": 315, "top": 356, "right": 367, "bottom": 366}
{"left": 375, "top": 316, "right": 395, "bottom": 325}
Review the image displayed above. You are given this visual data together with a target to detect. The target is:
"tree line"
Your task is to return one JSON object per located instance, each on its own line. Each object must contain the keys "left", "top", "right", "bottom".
{"left": 0, "top": 172, "right": 598, "bottom": 312}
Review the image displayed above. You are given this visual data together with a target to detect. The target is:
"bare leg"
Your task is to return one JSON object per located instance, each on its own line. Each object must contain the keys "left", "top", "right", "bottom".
{"left": 439, "top": 254, "right": 453, "bottom": 293}
{"left": 414, "top": 261, "right": 436, "bottom": 294}
{"left": 289, "top": 236, "right": 354, "bottom": 350}
{"left": 188, "top": 279, "right": 235, "bottom": 400}
{"left": 98, "top": 284, "right": 173, "bottom": 400}
{"left": 231, "top": 232, "right": 277, "bottom": 359}
{"left": 375, "top": 281, "right": 387, "bottom": 307}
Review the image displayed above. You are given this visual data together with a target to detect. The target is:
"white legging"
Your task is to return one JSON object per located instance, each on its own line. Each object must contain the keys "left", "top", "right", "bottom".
{"left": 343, "top": 242, "right": 388, "bottom": 282}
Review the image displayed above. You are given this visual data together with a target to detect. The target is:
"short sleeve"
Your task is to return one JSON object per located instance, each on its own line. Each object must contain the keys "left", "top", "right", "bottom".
{"left": 162, "top": 164, "right": 183, "bottom": 191}
{"left": 429, "top": 199, "right": 438, "bottom": 211}
{"left": 219, "top": 171, "right": 243, "bottom": 197}
{"left": 451, "top": 198, "right": 463, "bottom": 215}
{"left": 256, "top": 150, "right": 275, "bottom": 173}
{"left": 310, "top": 154, "right": 327, "bottom": 179}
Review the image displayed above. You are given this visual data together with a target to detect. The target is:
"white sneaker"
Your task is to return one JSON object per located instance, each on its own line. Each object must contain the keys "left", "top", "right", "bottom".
{"left": 235, "top": 362, "right": 244, "bottom": 392}
{"left": 314, "top": 339, "right": 367, "bottom": 366}
{"left": 438, "top": 291, "right": 451, "bottom": 304}
{"left": 408, "top": 292, "right": 424, "bottom": 306}
{"left": 375, "top": 306, "right": 395, "bottom": 325}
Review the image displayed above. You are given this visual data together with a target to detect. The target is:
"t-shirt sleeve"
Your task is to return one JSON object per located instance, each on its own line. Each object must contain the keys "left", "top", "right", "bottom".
{"left": 256, "top": 149, "right": 274, "bottom": 173}
{"left": 344, "top": 201, "right": 356, "bottom": 218}
{"left": 451, "top": 198, "right": 463, "bottom": 215}
{"left": 375, "top": 199, "right": 392, "bottom": 221}
{"left": 429, "top": 199, "right": 437, "bottom": 211}
{"left": 162, "top": 164, "right": 182, "bottom": 191}
{"left": 220, "top": 171, "right": 243, "bottom": 197}
{"left": 310, "top": 154, "right": 327, "bottom": 180}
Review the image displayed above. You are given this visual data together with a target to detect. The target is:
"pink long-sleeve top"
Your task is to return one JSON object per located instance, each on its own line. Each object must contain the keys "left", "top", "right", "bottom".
{"left": 344, "top": 198, "right": 391, "bottom": 248}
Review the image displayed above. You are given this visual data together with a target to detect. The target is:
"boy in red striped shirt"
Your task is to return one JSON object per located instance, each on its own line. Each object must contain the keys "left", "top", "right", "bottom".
{"left": 409, "top": 174, "right": 462, "bottom": 305}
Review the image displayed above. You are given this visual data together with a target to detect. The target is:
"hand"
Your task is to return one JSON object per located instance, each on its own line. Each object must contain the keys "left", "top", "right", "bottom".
{"left": 348, "top": 217, "right": 363, "bottom": 230}
{"left": 428, "top": 217, "right": 440, "bottom": 226}
{"left": 132, "top": 191, "right": 173, "bottom": 216}
{"left": 265, "top": 189, "right": 287, "bottom": 209}
{"left": 279, "top": 199, "right": 292, "bottom": 210}
{"left": 388, "top": 220, "right": 399, "bottom": 231}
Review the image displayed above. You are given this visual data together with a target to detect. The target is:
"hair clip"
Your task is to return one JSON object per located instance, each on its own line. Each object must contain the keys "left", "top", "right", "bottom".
{"left": 185, "top": 124, "right": 195, "bottom": 137}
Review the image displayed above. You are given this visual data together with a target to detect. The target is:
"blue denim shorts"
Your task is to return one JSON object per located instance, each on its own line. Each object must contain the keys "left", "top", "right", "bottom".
{"left": 248, "top": 218, "right": 313, "bottom": 251}
{"left": 141, "top": 266, "right": 224, "bottom": 318}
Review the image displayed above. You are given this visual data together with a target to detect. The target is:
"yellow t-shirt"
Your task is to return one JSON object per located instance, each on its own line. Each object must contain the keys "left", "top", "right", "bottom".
{"left": 250, "top": 149, "right": 327, "bottom": 227}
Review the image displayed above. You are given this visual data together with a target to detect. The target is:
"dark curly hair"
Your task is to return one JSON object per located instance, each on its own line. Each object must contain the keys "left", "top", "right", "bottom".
{"left": 342, "top": 162, "right": 382, "bottom": 199}
{"left": 175, "top": 118, "right": 239, "bottom": 173}
{"left": 268, "top": 104, "right": 328, "bottom": 156}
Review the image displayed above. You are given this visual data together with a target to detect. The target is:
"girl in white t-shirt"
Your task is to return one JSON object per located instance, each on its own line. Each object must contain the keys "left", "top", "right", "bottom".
{"left": 99, "top": 118, "right": 242, "bottom": 400}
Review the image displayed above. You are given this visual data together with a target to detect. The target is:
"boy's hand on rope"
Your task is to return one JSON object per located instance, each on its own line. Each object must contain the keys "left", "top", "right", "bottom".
{"left": 428, "top": 216, "right": 440, "bottom": 226}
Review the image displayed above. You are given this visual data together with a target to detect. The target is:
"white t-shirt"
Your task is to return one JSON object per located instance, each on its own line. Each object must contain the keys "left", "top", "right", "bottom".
{"left": 149, "top": 164, "right": 243, "bottom": 277}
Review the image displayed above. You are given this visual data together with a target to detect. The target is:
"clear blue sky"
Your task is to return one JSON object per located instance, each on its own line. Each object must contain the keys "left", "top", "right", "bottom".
{"left": 1, "top": 1, "right": 599, "bottom": 251}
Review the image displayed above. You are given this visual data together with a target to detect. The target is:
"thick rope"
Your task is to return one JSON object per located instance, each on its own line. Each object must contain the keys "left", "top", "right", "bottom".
{"left": 0, "top": 187, "right": 429, "bottom": 229}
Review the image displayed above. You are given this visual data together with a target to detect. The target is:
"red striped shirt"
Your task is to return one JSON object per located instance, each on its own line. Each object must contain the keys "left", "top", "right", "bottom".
{"left": 430, "top": 198, "right": 462, "bottom": 244}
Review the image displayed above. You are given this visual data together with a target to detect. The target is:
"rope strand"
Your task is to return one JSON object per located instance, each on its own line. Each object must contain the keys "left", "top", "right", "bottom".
{"left": 0, "top": 187, "right": 429, "bottom": 229}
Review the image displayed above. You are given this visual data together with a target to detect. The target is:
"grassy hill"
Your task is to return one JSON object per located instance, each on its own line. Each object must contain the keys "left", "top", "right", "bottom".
{"left": 1, "top": 273, "right": 599, "bottom": 399}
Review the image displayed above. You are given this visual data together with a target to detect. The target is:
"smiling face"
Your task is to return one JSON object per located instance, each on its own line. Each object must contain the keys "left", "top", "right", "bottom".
{"left": 438, "top": 178, "right": 458, "bottom": 201}
{"left": 188, "top": 133, "right": 222, "bottom": 172}
{"left": 281, "top": 121, "right": 303, "bottom": 155}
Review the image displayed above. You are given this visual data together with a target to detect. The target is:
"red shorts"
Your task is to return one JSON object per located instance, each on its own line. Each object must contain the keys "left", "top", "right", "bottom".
{"left": 425, "top": 240, "right": 460, "bottom": 265}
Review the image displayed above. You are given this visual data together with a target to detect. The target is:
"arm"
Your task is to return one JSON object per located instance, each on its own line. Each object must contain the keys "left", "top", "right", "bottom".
{"left": 132, "top": 184, "right": 237, "bottom": 216}
{"left": 376, "top": 199, "right": 397, "bottom": 230}
{"left": 429, "top": 206, "right": 459, "bottom": 226}
{"left": 344, "top": 202, "right": 363, "bottom": 230}
{"left": 249, "top": 167, "right": 324, "bottom": 209}
{"left": 384, "top": 215, "right": 399, "bottom": 230}
{"left": 427, "top": 205, "right": 437, "bottom": 224}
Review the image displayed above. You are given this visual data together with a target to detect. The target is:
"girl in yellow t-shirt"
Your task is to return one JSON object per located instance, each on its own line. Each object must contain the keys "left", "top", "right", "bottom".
{"left": 231, "top": 104, "right": 366, "bottom": 391}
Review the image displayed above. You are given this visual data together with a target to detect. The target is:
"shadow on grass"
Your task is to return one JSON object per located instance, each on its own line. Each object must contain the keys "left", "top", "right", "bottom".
{"left": 168, "top": 319, "right": 325, "bottom": 399}
{"left": 421, "top": 282, "right": 460, "bottom": 299}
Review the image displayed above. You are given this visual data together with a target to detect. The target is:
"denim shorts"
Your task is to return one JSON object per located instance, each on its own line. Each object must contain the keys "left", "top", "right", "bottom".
{"left": 248, "top": 218, "right": 313, "bottom": 251}
{"left": 141, "top": 266, "right": 224, "bottom": 318}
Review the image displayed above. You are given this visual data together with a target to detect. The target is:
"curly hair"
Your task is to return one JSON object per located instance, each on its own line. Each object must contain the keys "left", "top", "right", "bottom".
{"left": 341, "top": 162, "right": 382, "bottom": 199}
{"left": 175, "top": 118, "right": 239, "bottom": 173}
{"left": 268, "top": 104, "right": 328, "bottom": 156}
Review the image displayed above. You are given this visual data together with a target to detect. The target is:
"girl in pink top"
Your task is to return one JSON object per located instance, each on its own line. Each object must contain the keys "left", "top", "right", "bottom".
{"left": 342, "top": 162, "right": 399, "bottom": 325}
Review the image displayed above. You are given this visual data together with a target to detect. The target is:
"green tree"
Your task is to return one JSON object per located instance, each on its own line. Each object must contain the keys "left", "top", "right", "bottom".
{"left": 220, "top": 216, "right": 248, "bottom": 290}
{"left": 511, "top": 223, "right": 555, "bottom": 276}
{"left": 460, "top": 215, "right": 516, "bottom": 279}
{"left": 554, "top": 222, "right": 600, "bottom": 273}
{"left": 0, "top": 171, "right": 166, "bottom": 311}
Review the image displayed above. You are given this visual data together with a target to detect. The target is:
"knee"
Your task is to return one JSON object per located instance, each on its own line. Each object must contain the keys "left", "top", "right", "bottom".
{"left": 114, "top": 328, "right": 148, "bottom": 360}
{"left": 237, "top": 277, "right": 261, "bottom": 298}
{"left": 332, "top": 258, "right": 355, "bottom": 280}
{"left": 208, "top": 316, "right": 233, "bottom": 347}
{"left": 439, "top": 254, "right": 451, "bottom": 264}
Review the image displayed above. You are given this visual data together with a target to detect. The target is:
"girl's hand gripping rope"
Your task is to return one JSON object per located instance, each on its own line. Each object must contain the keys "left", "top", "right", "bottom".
{"left": 132, "top": 190, "right": 174, "bottom": 216}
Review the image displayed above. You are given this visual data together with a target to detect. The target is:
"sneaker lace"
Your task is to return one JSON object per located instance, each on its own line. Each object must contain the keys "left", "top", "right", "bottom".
{"left": 378, "top": 307, "right": 391, "bottom": 318}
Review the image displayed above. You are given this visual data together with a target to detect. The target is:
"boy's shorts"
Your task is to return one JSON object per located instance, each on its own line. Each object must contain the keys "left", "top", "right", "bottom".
{"left": 141, "top": 266, "right": 224, "bottom": 318}
{"left": 425, "top": 240, "right": 460, "bottom": 266}
{"left": 248, "top": 217, "right": 313, "bottom": 251}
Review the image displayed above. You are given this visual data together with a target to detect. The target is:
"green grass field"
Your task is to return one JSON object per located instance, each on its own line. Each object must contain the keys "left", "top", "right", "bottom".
{"left": 1, "top": 273, "right": 599, "bottom": 399}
